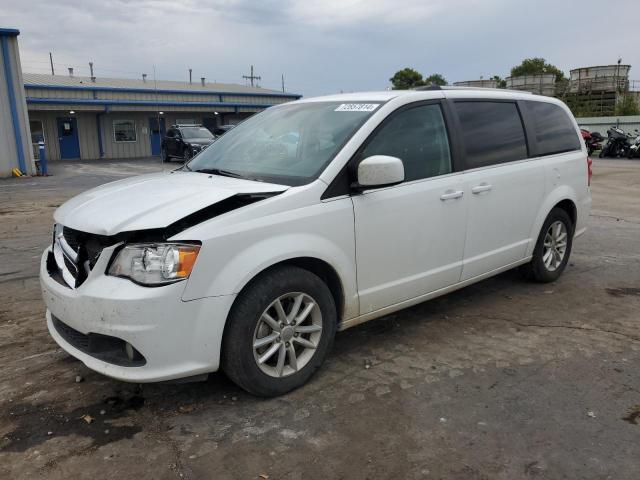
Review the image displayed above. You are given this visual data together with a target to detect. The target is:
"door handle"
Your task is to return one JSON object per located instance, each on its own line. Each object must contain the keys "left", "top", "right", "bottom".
{"left": 440, "top": 190, "right": 464, "bottom": 201}
{"left": 471, "top": 183, "right": 492, "bottom": 194}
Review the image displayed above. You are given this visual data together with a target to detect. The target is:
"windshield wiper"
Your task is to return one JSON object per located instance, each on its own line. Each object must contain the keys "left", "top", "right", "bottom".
{"left": 194, "top": 168, "right": 246, "bottom": 179}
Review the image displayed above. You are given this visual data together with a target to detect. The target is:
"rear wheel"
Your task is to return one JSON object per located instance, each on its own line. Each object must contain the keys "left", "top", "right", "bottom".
{"left": 222, "top": 265, "right": 337, "bottom": 397}
{"left": 521, "top": 208, "right": 573, "bottom": 283}
{"left": 183, "top": 146, "right": 192, "bottom": 161}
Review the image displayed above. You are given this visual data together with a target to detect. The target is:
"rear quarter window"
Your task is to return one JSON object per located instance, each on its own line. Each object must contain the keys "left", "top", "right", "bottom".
{"left": 523, "top": 101, "right": 581, "bottom": 156}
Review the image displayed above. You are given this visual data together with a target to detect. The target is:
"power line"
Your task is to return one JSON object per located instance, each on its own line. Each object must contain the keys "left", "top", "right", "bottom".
{"left": 242, "top": 65, "right": 261, "bottom": 87}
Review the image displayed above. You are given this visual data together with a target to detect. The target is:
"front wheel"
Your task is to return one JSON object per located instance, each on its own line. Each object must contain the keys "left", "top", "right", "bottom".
{"left": 521, "top": 208, "right": 574, "bottom": 283}
{"left": 222, "top": 265, "right": 337, "bottom": 397}
{"left": 161, "top": 146, "right": 170, "bottom": 162}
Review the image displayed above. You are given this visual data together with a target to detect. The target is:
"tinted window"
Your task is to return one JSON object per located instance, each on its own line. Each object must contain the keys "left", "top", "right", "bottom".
{"left": 360, "top": 104, "right": 452, "bottom": 182}
{"left": 455, "top": 101, "right": 528, "bottom": 168}
{"left": 524, "top": 101, "right": 581, "bottom": 156}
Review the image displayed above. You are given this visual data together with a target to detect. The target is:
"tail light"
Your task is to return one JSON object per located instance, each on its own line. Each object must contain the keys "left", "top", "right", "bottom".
{"left": 587, "top": 157, "right": 593, "bottom": 186}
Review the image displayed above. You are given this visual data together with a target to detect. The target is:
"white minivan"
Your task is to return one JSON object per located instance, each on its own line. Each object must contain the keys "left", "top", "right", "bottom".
{"left": 41, "top": 88, "right": 592, "bottom": 396}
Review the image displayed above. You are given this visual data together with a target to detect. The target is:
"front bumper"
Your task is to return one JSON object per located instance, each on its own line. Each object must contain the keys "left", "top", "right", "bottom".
{"left": 40, "top": 247, "right": 236, "bottom": 382}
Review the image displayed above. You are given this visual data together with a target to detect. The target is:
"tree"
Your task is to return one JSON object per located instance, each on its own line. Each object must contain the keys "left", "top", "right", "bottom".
{"left": 491, "top": 75, "right": 507, "bottom": 88}
{"left": 615, "top": 94, "right": 640, "bottom": 116}
{"left": 510, "top": 57, "right": 565, "bottom": 82}
{"left": 390, "top": 68, "right": 425, "bottom": 90}
{"left": 424, "top": 73, "right": 447, "bottom": 86}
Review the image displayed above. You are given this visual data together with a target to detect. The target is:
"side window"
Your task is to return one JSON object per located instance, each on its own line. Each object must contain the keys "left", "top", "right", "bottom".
{"left": 455, "top": 101, "right": 528, "bottom": 168}
{"left": 523, "top": 101, "right": 581, "bottom": 156}
{"left": 360, "top": 104, "right": 452, "bottom": 182}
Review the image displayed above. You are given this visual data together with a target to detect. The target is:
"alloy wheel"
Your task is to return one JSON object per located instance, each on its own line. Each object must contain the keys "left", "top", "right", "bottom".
{"left": 252, "top": 292, "right": 323, "bottom": 378}
{"left": 542, "top": 220, "right": 568, "bottom": 272}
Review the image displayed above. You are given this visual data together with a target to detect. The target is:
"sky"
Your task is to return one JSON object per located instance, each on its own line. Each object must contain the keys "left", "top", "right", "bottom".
{"left": 3, "top": 0, "right": 640, "bottom": 96}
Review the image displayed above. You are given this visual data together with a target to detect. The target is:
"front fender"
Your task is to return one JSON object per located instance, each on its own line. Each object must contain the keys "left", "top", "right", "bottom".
{"left": 181, "top": 198, "right": 359, "bottom": 321}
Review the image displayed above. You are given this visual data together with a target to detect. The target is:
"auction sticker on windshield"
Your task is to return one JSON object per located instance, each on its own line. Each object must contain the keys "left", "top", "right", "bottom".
{"left": 335, "top": 103, "right": 380, "bottom": 112}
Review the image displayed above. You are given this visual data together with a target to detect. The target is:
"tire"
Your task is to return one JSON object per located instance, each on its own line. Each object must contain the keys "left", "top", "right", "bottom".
{"left": 520, "top": 208, "right": 574, "bottom": 283}
{"left": 161, "top": 146, "right": 171, "bottom": 162}
{"left": 221, "top": 265, "right": 337, "bottom": 397}
{"left": 183, "top": 146, "right": 191, "bottom": 161}
{"left": 599, "top": 147, "right": 606, "bottom": 158}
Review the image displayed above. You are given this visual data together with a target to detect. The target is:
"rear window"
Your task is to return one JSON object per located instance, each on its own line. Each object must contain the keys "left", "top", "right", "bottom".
{"left": 454, "top": 101, "right": 528, "bottom": 168}
{"left": 523, "top": 101, "right": 581, "bottom": 156}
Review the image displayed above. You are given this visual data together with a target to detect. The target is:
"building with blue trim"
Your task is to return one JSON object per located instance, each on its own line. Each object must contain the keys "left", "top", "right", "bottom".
{"left": 0, "top": 28, "right": 34, "bottom": 176}
{"left": 24, "top": 72, "right": 301, "bottom": 162}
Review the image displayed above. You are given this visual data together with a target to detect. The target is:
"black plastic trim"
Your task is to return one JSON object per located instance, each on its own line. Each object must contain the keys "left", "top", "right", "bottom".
{"left": 52, "top": 316, "right": 146, "bottom": 367}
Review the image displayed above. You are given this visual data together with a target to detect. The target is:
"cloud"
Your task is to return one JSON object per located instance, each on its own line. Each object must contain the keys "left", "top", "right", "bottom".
{"left": 3, "top": 0, "right": 640, "bottom": 96}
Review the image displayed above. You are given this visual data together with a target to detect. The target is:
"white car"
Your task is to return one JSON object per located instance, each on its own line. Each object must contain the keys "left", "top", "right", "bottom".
{"left": 41, "top": 88, "right": 591, "bottom": 396}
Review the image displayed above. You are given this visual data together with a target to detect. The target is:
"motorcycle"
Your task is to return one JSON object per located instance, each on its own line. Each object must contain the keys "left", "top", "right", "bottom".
{"left": 599, "top": 126, "right": 631, "bottom": 158}
{"left": 627, "top": 129, "right": 640, "bottom": 159}
{"left": 581, "top": 129, "right": 604, "bottom": 155}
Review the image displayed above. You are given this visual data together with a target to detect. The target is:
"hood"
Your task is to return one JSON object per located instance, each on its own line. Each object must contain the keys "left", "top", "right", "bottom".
{"left": 54, "top": 171, "right": 289, "bottom": 236}
{"left": 186, "top": 138, "right": 215, "bottom": 146}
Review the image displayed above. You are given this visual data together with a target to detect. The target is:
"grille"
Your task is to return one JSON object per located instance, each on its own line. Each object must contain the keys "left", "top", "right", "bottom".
{"left": 50, "top": 225, "right": 114, "bottom": 289}
{"left": 53, "top": 316, "right": 90, "bottom": 350}
{"left": 52, "top": 316, "right": 146, "bottom": 367}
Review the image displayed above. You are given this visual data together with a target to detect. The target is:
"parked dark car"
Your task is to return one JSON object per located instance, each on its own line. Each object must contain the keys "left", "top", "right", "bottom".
{"left": 162, "top": 124, "right": 215, "bottom": 161}
{"left": 213, "top": 124, "right": 236, "bottom": 137}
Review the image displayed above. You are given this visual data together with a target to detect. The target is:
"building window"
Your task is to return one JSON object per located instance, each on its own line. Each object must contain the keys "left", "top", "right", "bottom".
{"left": 113, "top": 120, "right": 137, "bottom": 142}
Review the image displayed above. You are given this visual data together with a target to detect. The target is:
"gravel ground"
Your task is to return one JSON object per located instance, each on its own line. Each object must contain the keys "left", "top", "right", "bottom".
{"left": 0, "top": 158, "right": 639, "bottom": 479}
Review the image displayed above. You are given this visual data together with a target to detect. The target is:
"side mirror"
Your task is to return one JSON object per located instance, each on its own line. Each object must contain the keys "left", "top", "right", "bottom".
{"left": 355, "top": 155, "right": 405, "bottom": 189}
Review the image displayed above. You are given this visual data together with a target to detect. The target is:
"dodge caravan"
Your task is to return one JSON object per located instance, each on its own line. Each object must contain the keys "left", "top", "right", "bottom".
{"left": 41, "top": 88, "right": 591, "bottom": 396}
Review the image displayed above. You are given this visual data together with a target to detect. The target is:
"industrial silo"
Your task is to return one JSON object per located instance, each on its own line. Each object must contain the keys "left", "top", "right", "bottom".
{"left": 569, "top": 64, "right": 630, "bottom": 93}
{"left": 453, "top": 79, "right": 498, "bottom": 89}
{"left": 505, "top": 74, "right": 557, "bottom": 96}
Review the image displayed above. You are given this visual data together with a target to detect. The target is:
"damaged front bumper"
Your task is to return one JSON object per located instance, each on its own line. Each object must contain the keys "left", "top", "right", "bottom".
{"left": 40, "top": 247, "right": 236, "bottom": 383}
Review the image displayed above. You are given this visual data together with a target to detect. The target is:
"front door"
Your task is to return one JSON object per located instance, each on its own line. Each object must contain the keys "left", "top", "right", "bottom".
{"left": 57, "top": 117, "right": 80, "bottom": 159}
{"left": 352, "top": 102, "right": 467, "bottom": 314}
{"left": 149, "top": 117, "right": 166, "bottom": 156}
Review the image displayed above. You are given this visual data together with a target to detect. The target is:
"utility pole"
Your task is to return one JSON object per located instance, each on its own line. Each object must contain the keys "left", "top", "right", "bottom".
{"left": 281, "top": 73, "right": 285, "bottom": 93}
{"left": 89, "top": 61, "right": 94, "bottom": 77}
{"left": 189, "top": 68, "right": 192, "bottom": 84}
{"left": 242, "top": 65, "right": 261, "bottom": 87}
{"left": 49, "top": 52, "right": 55, "bottom": 75}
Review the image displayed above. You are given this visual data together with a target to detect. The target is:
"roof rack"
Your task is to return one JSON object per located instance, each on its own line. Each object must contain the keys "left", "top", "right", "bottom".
{"left": 173, "top": 123, "right": 203, "bottom": 127}
{"left": 412, "top": 85, "right": 533, "bottom": 94}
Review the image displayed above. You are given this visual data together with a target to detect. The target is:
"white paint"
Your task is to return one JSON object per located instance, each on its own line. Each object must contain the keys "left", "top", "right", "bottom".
{"left": 41, "top": 89, "right": 591, "bottom": 383}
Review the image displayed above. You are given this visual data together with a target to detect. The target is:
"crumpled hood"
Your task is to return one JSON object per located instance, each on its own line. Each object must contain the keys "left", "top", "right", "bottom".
{"left": 54, "top": 171, "right": 289, "bottom": 236}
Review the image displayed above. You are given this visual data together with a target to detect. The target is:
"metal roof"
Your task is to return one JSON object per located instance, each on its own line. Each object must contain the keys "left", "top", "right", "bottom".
{"left": 22, "top": 72, "right": 299, "bottom": 97}
{"left": 0, "top": 27, "right": 20, "bottom": 36}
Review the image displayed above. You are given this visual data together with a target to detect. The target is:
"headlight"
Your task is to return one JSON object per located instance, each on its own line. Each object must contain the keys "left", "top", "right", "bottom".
{"left": 108, "top": 243, "right": 200, "bottom": 286}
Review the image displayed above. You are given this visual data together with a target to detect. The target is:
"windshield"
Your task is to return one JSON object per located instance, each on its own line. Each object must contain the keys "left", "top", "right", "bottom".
{"left": 181, "top": 127, "right": 214, "bottom": 139}
{"left": 185, "top": 101, "right": 381, "bottom": 185}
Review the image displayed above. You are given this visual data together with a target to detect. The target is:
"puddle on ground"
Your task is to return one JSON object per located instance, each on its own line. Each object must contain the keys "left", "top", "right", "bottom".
{"left": 1, "top": 395, "right": 145, "bottom": 452}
